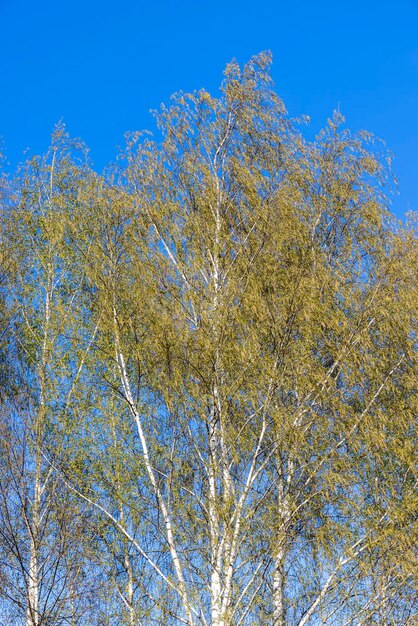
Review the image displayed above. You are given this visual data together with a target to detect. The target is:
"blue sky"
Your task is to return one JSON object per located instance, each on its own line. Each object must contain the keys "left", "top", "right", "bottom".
{"left": 1, "top": 0, "right": 417, "bottom": 217}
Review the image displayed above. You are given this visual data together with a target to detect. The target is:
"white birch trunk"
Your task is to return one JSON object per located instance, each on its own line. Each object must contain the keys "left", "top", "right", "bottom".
{"left": 272, "top": 466, "right": 292, "bottom": 626}
{"left": 26, "top": 260, "right": 52, "bottom": 626}
{"left": 273, "top": 543, "right": 286, "bottom": 626}
{"left": 121, "top": 505, "right": 135, "bottom": 626}
{"left": 26, "top": 511, "right": 40, "bottom": 626}
{"left": 113, "top": 312, "right": 195, "bottom": 625}
{"left": 208, "top": 408, "right": 223, "bottom": 626}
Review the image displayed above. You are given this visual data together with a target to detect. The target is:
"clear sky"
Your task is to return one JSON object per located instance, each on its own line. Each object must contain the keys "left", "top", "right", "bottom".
{"left": 1, "top": 0, "right": 417, "bottom": 217}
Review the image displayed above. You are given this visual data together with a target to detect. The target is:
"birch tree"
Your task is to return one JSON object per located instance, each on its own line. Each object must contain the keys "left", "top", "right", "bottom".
{"left": 0, "top": 128, "right": 99, "bottom": 625}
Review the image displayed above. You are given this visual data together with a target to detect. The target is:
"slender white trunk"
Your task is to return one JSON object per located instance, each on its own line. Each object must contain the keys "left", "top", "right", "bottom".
{"left": 26, "top": 466, "right": 41, "bottom": 626}
{"left": 121, "top": 505, "right": 135, "bottom": 626}
{"left": 125, "top": 549, "right": 135, "bottom": 626}
{"left": 26, "top": 268, "right": 52, "bottom": 626}
{"left": 209, "top": 417, "right": 223, "bottom": 626}
{"left": 273, "top": 467, "right": 291, "bottom": 626}
{"left": 26, "top": 535, "right": 39, "bottom": 626}
{"left": 273, "top": 484, "right": 288, "bottom": 626}
{"left": 273, "top": 543, "right": 286, "bottom": 626}
{"left": 110, "top": 406, "right": 136, "bottom": 626}
{"left": 113, "top": 311, "right": 194, "bottom": 625}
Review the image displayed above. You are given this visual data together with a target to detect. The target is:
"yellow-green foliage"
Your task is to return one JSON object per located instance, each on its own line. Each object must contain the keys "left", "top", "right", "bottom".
{"left": 0, "top": 54, "right": 416, "bottom": 625}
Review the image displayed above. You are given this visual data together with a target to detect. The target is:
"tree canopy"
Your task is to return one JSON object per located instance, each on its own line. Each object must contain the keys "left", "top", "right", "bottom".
{"left": 0, "top": 52, "right": 417, "bottom": 626}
